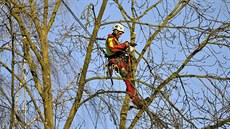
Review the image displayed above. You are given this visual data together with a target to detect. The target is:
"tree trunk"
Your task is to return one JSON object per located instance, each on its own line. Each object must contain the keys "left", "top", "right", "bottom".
{"left": 41, "top": 30, "right": 54, "bottom": 129}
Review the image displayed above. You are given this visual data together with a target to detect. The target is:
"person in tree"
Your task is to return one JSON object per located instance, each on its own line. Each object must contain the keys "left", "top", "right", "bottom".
{"left": 105, "top": 23, "right": 144, "bottom": 109}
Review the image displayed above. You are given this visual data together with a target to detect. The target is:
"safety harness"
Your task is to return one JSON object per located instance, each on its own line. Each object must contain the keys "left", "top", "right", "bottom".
{"left": 106, "top": 55, "right": 132, "bottom": 85}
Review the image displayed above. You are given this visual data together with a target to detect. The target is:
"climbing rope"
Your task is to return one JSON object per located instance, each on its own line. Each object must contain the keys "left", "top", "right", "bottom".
{"left": 61, "top": 0, "right": 107, "bottom": 56}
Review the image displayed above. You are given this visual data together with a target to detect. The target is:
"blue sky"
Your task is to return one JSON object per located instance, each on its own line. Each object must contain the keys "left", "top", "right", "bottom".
{"left": 54, "top": 0, "right": 229, "bottom": 128}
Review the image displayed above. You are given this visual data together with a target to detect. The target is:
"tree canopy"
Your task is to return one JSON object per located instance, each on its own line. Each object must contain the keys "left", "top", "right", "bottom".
{"left": 0, "top": 0, "right": 229, "bottom": 129}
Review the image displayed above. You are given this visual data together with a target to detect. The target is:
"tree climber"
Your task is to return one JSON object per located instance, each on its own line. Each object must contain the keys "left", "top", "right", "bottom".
{"left": 105, "top": 23, "right": 144, "bottom": 109}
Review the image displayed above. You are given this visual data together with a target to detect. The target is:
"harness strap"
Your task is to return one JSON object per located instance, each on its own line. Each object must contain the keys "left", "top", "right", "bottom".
{"left": 106, "top": 63, "right": 114, "bottom": 85}
{"left": 107, "top": 56, "right": 132, "bottom": 77}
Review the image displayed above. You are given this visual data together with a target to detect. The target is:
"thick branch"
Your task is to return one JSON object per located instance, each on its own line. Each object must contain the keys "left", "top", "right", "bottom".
{"left": 47, "top": 0, "right": 61, "bottom": 31}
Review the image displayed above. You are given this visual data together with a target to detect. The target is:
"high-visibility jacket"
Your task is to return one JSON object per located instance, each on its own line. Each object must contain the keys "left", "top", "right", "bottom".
{"left": 106, "top": 34, "right": 126, "bottom": 57}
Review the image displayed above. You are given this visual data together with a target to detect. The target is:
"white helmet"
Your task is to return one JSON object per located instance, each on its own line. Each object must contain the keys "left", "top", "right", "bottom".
{"left": 112, "top": 23, "right": 124, "bottom": 33}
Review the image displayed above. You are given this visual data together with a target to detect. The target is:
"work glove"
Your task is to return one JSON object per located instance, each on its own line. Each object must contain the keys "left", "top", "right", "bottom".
{"left": 124, "top": 41, "right": 130, "bottom": 47}
{"left": 129, "top": 46, "right": 135, "bottom": 52}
